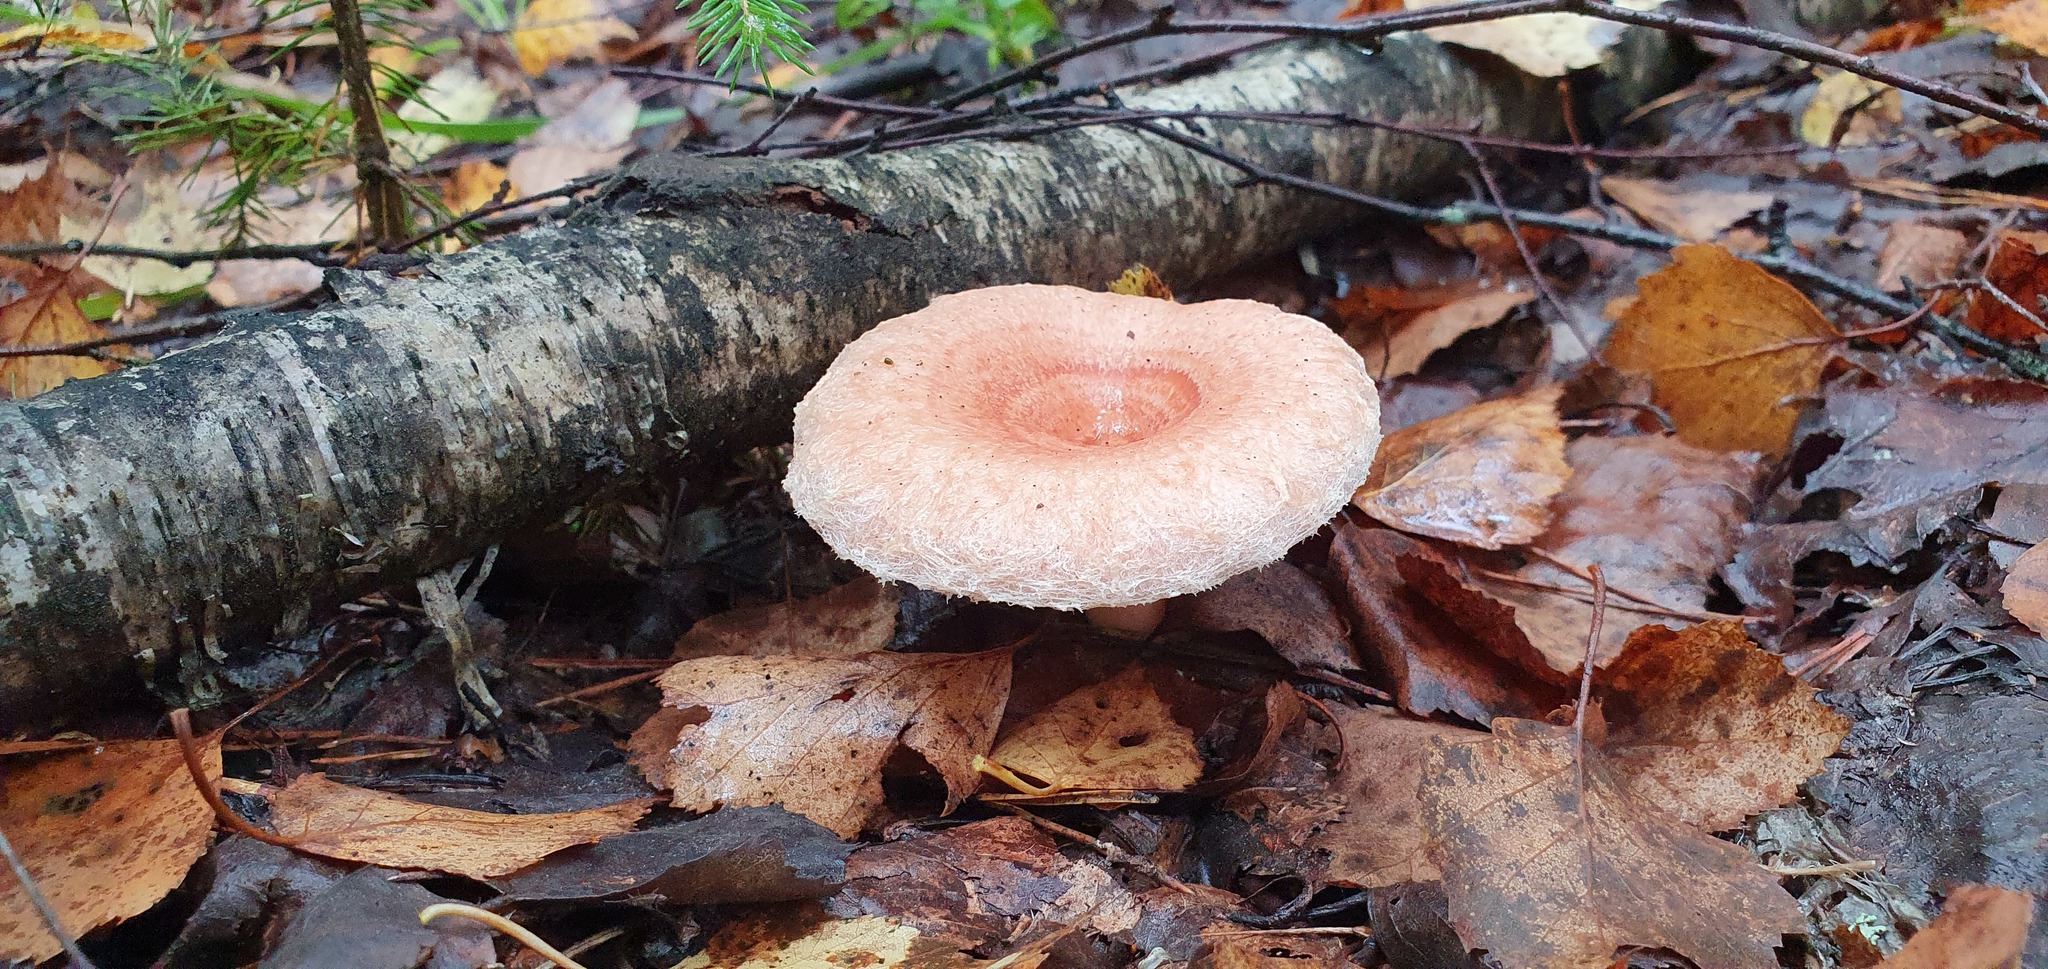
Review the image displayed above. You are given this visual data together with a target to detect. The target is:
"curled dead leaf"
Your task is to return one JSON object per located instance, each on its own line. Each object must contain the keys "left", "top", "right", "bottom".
{"left": 978, "top": 666, "right": 1202, "bottom": 797}
{"left": 1354, "top": 386, "right": 1570, "bottom": 549}
{"left": 266, "top": 774, "right": 653, "bottom": 879}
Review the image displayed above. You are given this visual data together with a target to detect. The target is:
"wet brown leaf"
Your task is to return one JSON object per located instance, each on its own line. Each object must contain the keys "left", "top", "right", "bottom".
{"left": 0, "top": 739, "right": 220, "bottom": 963}
{"left": 2000, "top": 540, "right": 2048, "bottom": 636}
{"left": 979, "top": 666, "right": 1202, "bottom": 796}
{"left": 674, "top": 910, "right": 977, "bottom": 969}
{"left": 1329, "top": 524, "right": 1570, "bottom": 724}
{"left": 673, "top": 575, "right": 900, "bottom": 660}
{"left": 1875, "top": 884, "right": 2032, "bottom": 969}
{"left": 827, "top": 817, "right": 1138, "bottom": 947}
{"left": 1965, "top": 229, "right": 2048, "bottom": 341}
{"left": 1597, "top": 621, "right": 1850, "bottom": 831}
{"left": 1188, "top": 563, "right": 1353, "bottom": 672}
{"left": 1481, "top": 435, "right": 1758, "bottom": 671}
{"left": 1422, "top": 715, "right": 1806, "bottom": 969}
{"left": 1309, "top": 705, "right": 1485, "bottom": 888}
{"left": 640, "top": 648, "right": 1013, "bottom": 837}
{"left": 1355, "top": 386, "right": 1570, "bottom": 549}
{"left": 266, "top": 774, "right": 653, "bottom": 878}
{"left": 1344, "top": 287, "right": 1532, "bottom": 381}
{"left": 1605, "top": 243, "right": 1839, "bottom": 456}
{"left": 1873, "top": 220, "right": 1969, "bottom": 292}
{"left": 1803, "top": 379, "right": 2048, "bottom": 519}
{"left": 1601, "top": 177, "right": 1772, "bottom": 242}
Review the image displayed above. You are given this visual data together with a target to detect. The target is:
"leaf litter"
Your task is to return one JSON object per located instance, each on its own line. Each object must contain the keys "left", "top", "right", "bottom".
{"left": 12, "top": 0, "right": 2048, "bottom": 965}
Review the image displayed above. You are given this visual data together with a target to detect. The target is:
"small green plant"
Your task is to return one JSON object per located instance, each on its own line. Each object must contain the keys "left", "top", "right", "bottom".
{"left": 833, "top": 0, "right": 1056, "bottom": 70}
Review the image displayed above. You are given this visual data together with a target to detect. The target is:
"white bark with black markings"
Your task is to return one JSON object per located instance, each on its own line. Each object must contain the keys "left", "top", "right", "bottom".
{"left": 0, "top": 40, "right": 1565, "bottom": 724}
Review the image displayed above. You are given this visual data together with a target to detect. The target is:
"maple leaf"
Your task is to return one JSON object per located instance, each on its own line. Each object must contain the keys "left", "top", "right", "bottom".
{"left": 638, "top": 649, "right": 1013, "bottom": 837}
{"left": 1605, "top": 243, "right": 1840, "bottom": 457}
{"left": 267, "top": 774, "right": 653, "bottom": 879}
{"left": 1422, "top": 715, "right": 1806, "bottom": 969}
{"left": 0, "top": 739, "right": 220, "bottom": 963}
{"left": 1354, "top": 386, "right": 1570, "bottom": 550}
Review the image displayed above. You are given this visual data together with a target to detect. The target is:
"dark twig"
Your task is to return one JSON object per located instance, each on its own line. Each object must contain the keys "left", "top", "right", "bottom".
{"left": 1459, "top": 138, "right": 1602, "bottom": 362}
{"left": 0, "top": 240, "right": 349, "bottom": 267}
{"left": 394, "top": 175, "right": 606, "bottom": 251}
{"left": 0, "top": 315, "right": 230, "bottom": 359}
{"left": 1564, "top": 0, "right": 2048, "bottom": 139}
{"left": 611, "top": 65, "right": 954, "bottom": 119}
{"left": 0, "top": 826, "right": 99, "bottom": 969}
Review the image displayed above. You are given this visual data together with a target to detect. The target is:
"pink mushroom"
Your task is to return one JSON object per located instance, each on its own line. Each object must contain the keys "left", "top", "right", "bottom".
{"left": 785, "top": 284, "right": 1381, "bottom": 637}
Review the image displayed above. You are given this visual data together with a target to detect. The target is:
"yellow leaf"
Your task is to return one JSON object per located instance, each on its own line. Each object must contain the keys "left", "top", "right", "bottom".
{"left": 0, "top": 259, "right": 116, "bottom": 398}
{"left": 59, "top": 159, "right": 235, "bottom": 296}
{"left": 0, "top": 20, "right": 150, "bottom": 54}
{"left": 1604, "top": 243, "right": 1839, "bottom": 456}
{"left": 1799, "top": 69, "right": 1902, "bottom": 147}
{"left": 1401, "top": 0, "right": 1667, "bottom": 76}
{"left": 1963, "top": 0, "right": 2048, "bottom": 55}
{"left": 1107, "top": 264, "right": 1173, "bottom": 300}
{"left": 388, "top": 66, "right": 501, "bottom": 166}
{"left": 979, "top": 667, "right": 1201, "bottom": 796}
{"left": 509, "top": 0, "right": 635, "bottom": 76}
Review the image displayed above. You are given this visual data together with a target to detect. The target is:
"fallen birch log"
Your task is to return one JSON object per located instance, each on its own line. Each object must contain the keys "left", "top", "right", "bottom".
{"left": 1, "top": 39, "right": 1586, "bottom": 725}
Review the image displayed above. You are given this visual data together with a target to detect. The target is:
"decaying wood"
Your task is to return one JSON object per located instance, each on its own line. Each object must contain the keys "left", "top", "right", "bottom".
{"left": 0, "top": 40, "right": 1594, "bottom": 725}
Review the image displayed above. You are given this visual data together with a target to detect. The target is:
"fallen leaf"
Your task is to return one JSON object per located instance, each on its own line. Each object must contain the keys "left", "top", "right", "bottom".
{"left": 1597, "top": 621, "right": 1850, "bottom": 831}
{"left": 1423, "top": 716, "right": 1806, "bottom": 969}
{"left": 445, "top": 159, "right": 511, "bottom": 217}
{"left": 1601, "top": 177, "right": 1772, "bottom": 242}
{"left": 59, "top": 160, "right": 235, "bottom": 297}
{"left": 1481, "top": 435, "right": 1758, "bottom": 671}
{"left": 1800, "top": 70, "right": 1903, "bottom": 146}
{"left": 677, "top": 910, "right": 987, "bottom": 969}
{"left": 490, "top": 806, "right": 850, "bottom": 904}
{"left": 673, "top": 575, "right": 900, "bottom": 660}
{"left": 155, "top": 837, "right": 351, "bottom": 967}
{"left": 1366, "top": 882, "right": 1486, "bottom": 969}
{"left": 1605, "top": 243, "right": 1839, "bottom": 456}
{"left": 0, "top": 156, "right": 64, "bottom": 243}
{"left": 1188, "top": 562, "right": 1353, "bottom": 672}
{"left": 505, "top": 78, "right": 639, "bottom": 198}
{"left": 1875, "top": 884, "right": 2033, "bottom": 969}
{"left": 980, "top": 666, "right": 1202, "bottom": 796}
{"left": 389, "top": 66, "right": 501, "bottom": 167}
{"left": 1396, "top": 0, "right": 1666, "bottom": 76}
{"left": 1329, "top": 525, "right": 1570, "bottom": 724}
{"left": 0, "top": 20, "right": 150, "bottom": 54}
{"left": 1803, "top": 378, "right": 2048, "bottom": 519}
{"left": 1355, "top": 386, "right": 1569, "bottom": 549}
{"left": 1199, "top": 929, "right": 1353, "bottom": 967}
{"left": 1965, "top": 230, "right": 2048, "bottom": 341}
{"left": 1873, "top": 220, "right": 1969, "bottom": 292}
{"left": 510, "top": 0, "right": 635, "bottom": 75}
{"left": 265, "top": 774, "right": 653, "bottom": 878}
{"left": 639, "top": 648, "right": 1013, "bottom": 837}
{"left": 1964, "top": 0, "right": 2048, "bottom": 55}
{"left": 0, "top": 739, "right": 220, "bottom": 963}
{"left": 1344, "top": 286, "right": 1532, "bottom": 381}
{"left": 1108, "top": 264, "right": 1174, "bottom": 300}
{"left": 1310, "top": 705, "right": 1486, "bottom": 888}
{"left": 2001, "top": 541, "right": 2048, "bottom": 636}
{"left": 0, "top": 258, "right": 114, "bottom": 397}
{"left": 260, "top": 867, "right": 496, "bottom": 969}
{"left": 827, "top": 817, "right": 1139, "bottom": 947}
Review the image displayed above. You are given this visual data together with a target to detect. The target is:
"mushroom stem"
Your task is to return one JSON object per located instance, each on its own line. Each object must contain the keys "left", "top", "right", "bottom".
{"left": 1086, "top": 601, "right": 1166, "bottom": 639}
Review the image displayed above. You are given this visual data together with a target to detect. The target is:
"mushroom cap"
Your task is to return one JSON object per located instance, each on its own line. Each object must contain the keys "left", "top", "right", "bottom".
{"left": 786, "top": 284, "right": 1381, "bottom": 610}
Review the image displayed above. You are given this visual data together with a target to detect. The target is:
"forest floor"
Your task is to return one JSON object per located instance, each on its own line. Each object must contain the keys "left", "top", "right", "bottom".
{"left": 1, "top": 0, "right": 2046, "bottom": 967}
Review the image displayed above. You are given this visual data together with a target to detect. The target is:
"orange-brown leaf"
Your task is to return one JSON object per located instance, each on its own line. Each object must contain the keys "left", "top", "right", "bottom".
{"left": 2000, "top": 540, "right": 2048, "bottom": 636}
{"left": 1598, "top": 621, "right": 1850, "bottom": 831}
{"left": 981, "top": 667, "right": 1201, "bottom": 796}
{"left": 1601, "top": 177, "right": 1772, "bottom": 243}
{"left": 1966, "top": 230, "right": 2048, "bottom": 342}
{"left": 1605, "top": 243, "right": 1839, "bottom": 456}
{"left": 1422, "top": 716, "right": 1806, "bottom": 969}
{"left": 0, "top": 739, "right": 220, "bottom": 963}
{"left": 0, "top": 259, "right": 115, "bottom": 398}
{"left": 671, "top": 575, "right": 900, "bottom": 660}
{"left": 1310, "top": 705, "right": 1485, "bottom": 888}
{"left": 642, "top": 649, "right": 1013, "bottom": 837}
{"left": 1355, "top": 386, "right": 1569, "bottom": 549}
{"left": 267, "top": 774, "right": 652, "bottom": 878}
{"left": 1876, "top": 884, "right": 2033, "bottom": 969}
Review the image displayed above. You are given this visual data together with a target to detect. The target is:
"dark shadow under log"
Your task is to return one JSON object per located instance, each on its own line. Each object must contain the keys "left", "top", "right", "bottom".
{"left": 0, "top": 40, "right": 1607, "bottom": 726}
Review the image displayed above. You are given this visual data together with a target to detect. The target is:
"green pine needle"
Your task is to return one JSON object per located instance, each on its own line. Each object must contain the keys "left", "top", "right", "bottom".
{"left": 683, "top": 0, "right": 814, "bottom": 82}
